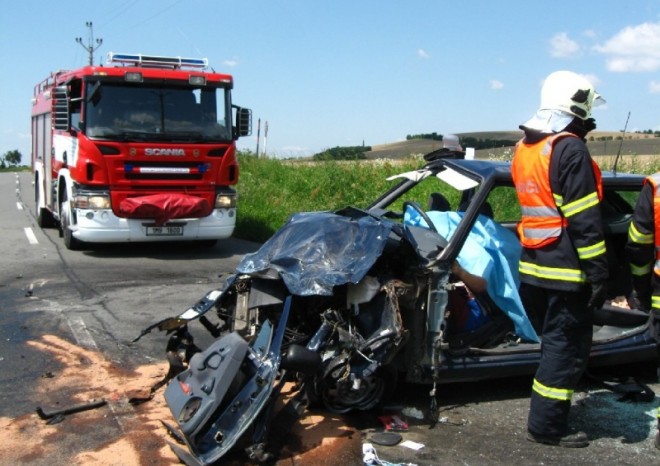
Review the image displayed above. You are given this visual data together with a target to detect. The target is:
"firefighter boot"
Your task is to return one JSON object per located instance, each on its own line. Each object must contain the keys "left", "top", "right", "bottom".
{"left": 527, "top": 430, "right": 589, "bottom": 448}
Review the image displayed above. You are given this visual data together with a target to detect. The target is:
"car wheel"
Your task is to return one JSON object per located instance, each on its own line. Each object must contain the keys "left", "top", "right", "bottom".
{"left": 317, "top": 358, "right": 397, "bottom": 413}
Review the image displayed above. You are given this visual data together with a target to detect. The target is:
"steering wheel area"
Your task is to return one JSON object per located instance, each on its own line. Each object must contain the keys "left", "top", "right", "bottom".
{"left": 403, "top": 201, "right": 438, "bottom": 233}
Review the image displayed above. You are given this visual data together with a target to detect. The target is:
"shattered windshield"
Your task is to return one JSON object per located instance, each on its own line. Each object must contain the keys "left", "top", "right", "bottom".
{"left": 84, "top": 82, "right": 231, "bottom": 142}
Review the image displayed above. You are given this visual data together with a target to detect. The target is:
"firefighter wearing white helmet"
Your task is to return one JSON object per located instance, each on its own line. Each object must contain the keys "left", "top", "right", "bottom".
{"left": 541, "top": 70, "right": 604, "bottom": 118}
{"left": 511, "top": 70, "right": 607, "bottom": 448}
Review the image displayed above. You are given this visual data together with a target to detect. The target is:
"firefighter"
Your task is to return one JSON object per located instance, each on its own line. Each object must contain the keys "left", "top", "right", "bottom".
{"left": 625, "top": 172, "right": 660, "bottom": 451}
{"left": 511, "top": 70, "right": 608, "bottom": 448}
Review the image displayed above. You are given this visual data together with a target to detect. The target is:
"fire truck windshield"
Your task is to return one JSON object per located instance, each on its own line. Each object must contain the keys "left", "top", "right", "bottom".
{"left": 84, "top": 82, "right": 231, "bottom": 142}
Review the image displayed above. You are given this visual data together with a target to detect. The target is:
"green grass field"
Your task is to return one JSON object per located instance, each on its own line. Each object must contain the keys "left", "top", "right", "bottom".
{"left": 234, "top": 149, "right": 660, "bottom": 243}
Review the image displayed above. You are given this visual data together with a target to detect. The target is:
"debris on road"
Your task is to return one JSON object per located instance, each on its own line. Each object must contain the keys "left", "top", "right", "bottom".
{"left": 36, "top": 398, "right": 107, "bottom": 422}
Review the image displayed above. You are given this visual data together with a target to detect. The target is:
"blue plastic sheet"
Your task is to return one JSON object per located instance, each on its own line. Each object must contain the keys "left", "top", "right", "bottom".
{"left": 404, "top": 208, "right": 540, "bottom": 343}
{"left": 237, "top": 212, "right": 393, "bottom": 296}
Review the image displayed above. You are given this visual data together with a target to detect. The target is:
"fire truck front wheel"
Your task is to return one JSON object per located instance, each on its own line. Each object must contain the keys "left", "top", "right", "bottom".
{"left": 60, "top": 198, "right": 84, "bottom": 251}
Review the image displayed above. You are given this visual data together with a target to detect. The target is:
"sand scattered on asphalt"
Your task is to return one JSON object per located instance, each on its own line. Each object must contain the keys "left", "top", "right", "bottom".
{"left": 0, "top": 334, "right": 360, "bottom": 465}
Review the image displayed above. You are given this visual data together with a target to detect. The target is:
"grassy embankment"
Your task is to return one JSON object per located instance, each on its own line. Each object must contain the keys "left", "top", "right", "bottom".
{"left": 0, "top": 166, "right": 30, "bottom": 173}
{"left": 234, "top": 155, "right": 423, "bottom": 242}
{"left": 234, "top": 149, "right": 660, "bottom": 244}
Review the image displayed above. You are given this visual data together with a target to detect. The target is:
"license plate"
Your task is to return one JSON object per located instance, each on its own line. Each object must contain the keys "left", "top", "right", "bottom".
{"left": 146, "top": 225, "right": 184, "bottom": 236}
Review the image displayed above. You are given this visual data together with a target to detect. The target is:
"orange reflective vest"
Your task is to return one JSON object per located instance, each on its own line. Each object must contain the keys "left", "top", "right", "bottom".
{"left": 644, "top": 174, "right": 660, "bottom": 278}
{"left": 512, "top": 132, "right": 603, "bottom": 249}
{"left": 627, "top": 174, "right": 660, "bottom": 310}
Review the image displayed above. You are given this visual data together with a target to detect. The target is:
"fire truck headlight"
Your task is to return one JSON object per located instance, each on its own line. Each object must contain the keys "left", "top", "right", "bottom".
{"left": 189, "top": 75, "right": 206, "bottom": 86}
{"left": 125, "top": 72, "right": 143, "bottom": 83}
{"left": 74, "top": 194, "right": 111, "bottom": 210}
{"left": 215, "top": 193, "right": 237, "bottom": 209}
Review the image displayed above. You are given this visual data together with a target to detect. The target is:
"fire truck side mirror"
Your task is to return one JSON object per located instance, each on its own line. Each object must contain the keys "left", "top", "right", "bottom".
{"left": 233, "top": 106, "right": 252, "bottom": 139}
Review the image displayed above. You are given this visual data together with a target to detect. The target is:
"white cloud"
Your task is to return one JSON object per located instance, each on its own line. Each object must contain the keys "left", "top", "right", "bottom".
{"left": 581, "top": 73, "right": 601, "bottom": 87}
{"left": 594, "top": 22, "right": 660, "bottom": 72}
{"left": 417, "top": 49, "right": 430, "bottom": 59}
{"left": 490, "top": 80, "right": 504, "bottom": 90}
{"left": 223, "top": 59, "right": 238, "bottom": 67}
{"left": 650, "top": 81, "right": 660, "bottom": 94}
{"left": 549, "top": 32, "right": 580, "bottom": 58}
{"left": 582, "top": 29, "right": 597, "bottom": 39}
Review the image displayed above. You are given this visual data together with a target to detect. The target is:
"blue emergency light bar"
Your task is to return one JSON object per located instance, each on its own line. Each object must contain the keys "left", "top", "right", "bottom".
{"left": 107, "top": 52, "right": 208, "bottom": 69}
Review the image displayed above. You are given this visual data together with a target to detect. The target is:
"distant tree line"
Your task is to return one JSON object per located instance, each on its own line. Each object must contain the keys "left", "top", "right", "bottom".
{"left": 589, "top": 134, "right": 660, "bottom": 141}
{"left": 314, "top": 130, "right": 660, "bottom": 161}
{"left": 407, "top": 133, "right": 443, "bottom": 141}
{"left": 1, "top": 150, "right": 22, "bottom": 168}
{"left": 460, "top": 137, "right": 519, "bottom": 150}
{"left": 406, "top": 133, "right": 519, "bottom": 149}
{"left": 313, "top": 146, "right": 371, "bottom": 161}
{"left": 588, "top": 130, "right": 660, "bottom": 141}
{"left": 633, "top": 130, "right": 660, "bottom": 136}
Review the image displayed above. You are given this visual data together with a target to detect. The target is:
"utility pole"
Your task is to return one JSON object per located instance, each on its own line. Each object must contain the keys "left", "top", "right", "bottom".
{"left": 76, "top": 21, "right": 103, "bottom": 66}
{"left": 263, "top": 121, "right": 269, "bottom": 158}
{"left": 255, "top": 118, "right": 261, "bottom": 157}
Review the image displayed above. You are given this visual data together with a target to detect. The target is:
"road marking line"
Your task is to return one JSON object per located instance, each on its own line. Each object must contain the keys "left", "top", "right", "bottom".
{"left": 16, "top": 202, "right": 23, "bottom": 210}
{"left": 66, "top": 315, "right": 131, "bottom": 432}
{"left": 24, "top": 227, "right": 39, "bottom": 245}
{"left": 67, "top": 315, "right": 99, "bottom": 349}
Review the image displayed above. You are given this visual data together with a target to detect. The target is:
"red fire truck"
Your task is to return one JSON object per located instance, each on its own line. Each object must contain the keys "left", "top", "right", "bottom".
{"left": 31, "top": 52, "right": 251, "bottom": 249}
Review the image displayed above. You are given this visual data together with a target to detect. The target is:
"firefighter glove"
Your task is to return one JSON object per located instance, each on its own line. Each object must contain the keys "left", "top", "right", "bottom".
{"left": 587, "top": 281, "right": 608, "bottom": 310}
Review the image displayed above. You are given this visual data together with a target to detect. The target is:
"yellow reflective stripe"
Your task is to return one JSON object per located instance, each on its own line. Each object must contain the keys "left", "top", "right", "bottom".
{"left": 532, "top": 378, "right": 573, "bottom": 401}
{"left": 577, "top": 240, "right": 606, "bottom": 260}
{"left": 628, "top": 221, "right": 653, "bottom": 245}
{"left": 630, "top": 262, "right": 653, "bottom": 276}
{"left": 560, "top": 192, "right": 599, "bottom": 218}
{"left": 553, "top": 193, "right": 563, "bottom": 207}
{"left": 519, "top": 261, "right": 586, "bottom": 283}
{"left": 652, "top": 296, "right": 660, "bottom": 310}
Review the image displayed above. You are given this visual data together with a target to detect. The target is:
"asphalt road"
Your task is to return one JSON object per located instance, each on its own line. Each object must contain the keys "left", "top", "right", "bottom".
{"left": 0, "top": 170, "right": 259, "bottom": 405}
{"left": 1, "top": 170, "right": 659, "bottom": 465}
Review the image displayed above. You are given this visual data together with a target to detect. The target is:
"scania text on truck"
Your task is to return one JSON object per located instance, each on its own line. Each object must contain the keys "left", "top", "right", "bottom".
{"left": 31, "top": 52, "right": 252, "bottom": 249}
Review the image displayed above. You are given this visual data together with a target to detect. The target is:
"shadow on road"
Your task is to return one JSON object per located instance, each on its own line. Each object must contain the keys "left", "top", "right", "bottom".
{"left": 78, "top": 237, "right": 261, "bottom": 261}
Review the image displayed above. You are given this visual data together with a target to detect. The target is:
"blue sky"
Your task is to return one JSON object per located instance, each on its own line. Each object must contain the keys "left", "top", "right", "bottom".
{"left": 2, "top": 0, "right": 660, "bottom": 159}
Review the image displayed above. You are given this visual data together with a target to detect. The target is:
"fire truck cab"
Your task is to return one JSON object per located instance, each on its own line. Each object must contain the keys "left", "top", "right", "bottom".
{"left": 31, "top": 52, "right": 251, "bottom": 249}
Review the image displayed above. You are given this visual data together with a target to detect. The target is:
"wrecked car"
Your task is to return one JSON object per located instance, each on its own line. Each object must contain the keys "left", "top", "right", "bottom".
{"left": 138, "top": 150, "right": 659, "bottom": 465}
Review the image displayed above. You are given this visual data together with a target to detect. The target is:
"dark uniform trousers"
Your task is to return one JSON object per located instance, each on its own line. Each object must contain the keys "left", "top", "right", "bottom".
{"left": 525, "top": 284, "right": 593, "bottom": 437}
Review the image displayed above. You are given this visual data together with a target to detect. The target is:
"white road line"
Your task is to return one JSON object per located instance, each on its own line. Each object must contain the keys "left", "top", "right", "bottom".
{"left": 24, "top": 227, "right": 39, "bottom": 245}
{"left": 65, "top": 315, "right": 129, "bottom": 432}
{"left": 16, "top": 202, "right": 23, "bottom": 210}
{"left": 67, "top": 315, "right": 99, "bottom": 349}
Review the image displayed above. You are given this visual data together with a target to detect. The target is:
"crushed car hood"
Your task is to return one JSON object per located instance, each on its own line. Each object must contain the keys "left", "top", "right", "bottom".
{"left": 236, "top": 211, "right": 393, "bottom": 296}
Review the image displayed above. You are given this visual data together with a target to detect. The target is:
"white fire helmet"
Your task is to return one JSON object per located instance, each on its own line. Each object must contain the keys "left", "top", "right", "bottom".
{"left": 539, "top": 70, "right": 605, "bottom": 120}
{"left": 521, "top": 71, "right": 605, "bottom": 133}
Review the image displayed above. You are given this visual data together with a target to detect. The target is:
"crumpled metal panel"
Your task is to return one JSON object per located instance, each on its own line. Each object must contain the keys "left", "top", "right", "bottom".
{"left": 236, "top": 212, "right": 393, "bottom": 296}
